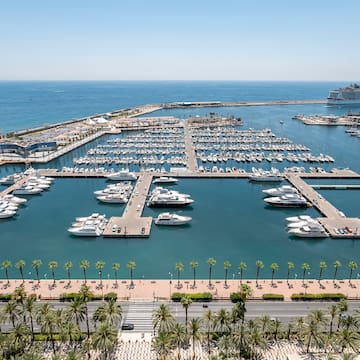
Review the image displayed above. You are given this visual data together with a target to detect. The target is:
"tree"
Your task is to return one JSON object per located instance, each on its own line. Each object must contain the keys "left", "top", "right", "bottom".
{"left": 348, "top": 260, "right": 358, "bottom": 283}
{"left": 8, "top": 322, "right": 31, "bottom": 356}
{"left": 64, "top": 261, "right": 73, "bottom": 284}
{"left": 151, "top": 331, "right": 173, "bottom": 360}
{"left": 238, "top": 261, "right": 247, "bottom": 285}
{"left": 170, "top": 322, "right": 186, "bottom": 360}
{"left": 15, "top": 260, "right": 26, "bottom": 283}
{"left": 334, "top": 328, "right": 360, "bottom": 353}
{"left": 301, "top": 263, "right": 310, "bottom": 284}
{"left": 78, "top": 285, "right": 91, "bottom": 338}
{"left": 328, "top": 304, "right": 338, "bottom": 336}
{"left": 1, "top": 260, "right": 12, "bottom": 284}
{"left": 24, "top": 295, "right": 37, "bottom": 341}
{"left": 203, "top": 309, "right": 215, "bottom": 354}
{"left": 319, "top": 261, "right": 327, "bottom": 283}
{"left": 36, "top": 303, "right": 57, "bottom": 354}
{"left": 127, "top": 261, "right": 136, "bottom": 288}
{"left": 112, "top": 262, "right": 120, "bottom": 287}
{"left": 95, "top": 260, "right": 105, "bottom": 287}
{"left": 333, "top": 260, "right": 341, "bottom": 282}
{"left": 60, "top": 322, "right": 81, "bottom": 351}
{"left": 79, "top": 259, "right": 90, "bottom": 284}
{"left": 48, "top": 261, "right": 58, "bottom": 284}
{"left": 255, "top": 260, "right": 264, "bottom": 286}
{"left": 190, "top": 260, "right": 198, "bottom": 289}
{"left": 223, "top": 260, "right": 231, "bottom": 288}
{"left": 181, "top": 295, "right": 192, "bottom": 332}
{"left": 3, "top": 300, "right": 19, "bottom": 328}
{"left": 67, "top": 296, "right": 86, "bottom": 328}
{"left": 207, "top": 257, "right": 216, "bottom": 288}
{"left": 175, "top": 262, "right": 184, "bottom": 289}
{"left": 270, "top": 263, "right": 279, "bottom": 286}
{"left": 287, "top": 262, "right": 294, "bottom": 284}
{"left": 32, "top": 260, "right": 42, "bottom": 284}
{"left": 337, "top": 299, "right": 348, "bottom": 330}
{"left": 95, "top": 298, "right": 122, "bottom": 326}
{"left": 152, "top": 304, "right": 175, "bottom": 334}
{"left": 188, "top": 318, "right": 202, "bottom": 360}
{"left": 215, "top": 308, "right": 231, "bottom": 334}
{"left": 91, "top": 322, "right": 118, "bottom": 360}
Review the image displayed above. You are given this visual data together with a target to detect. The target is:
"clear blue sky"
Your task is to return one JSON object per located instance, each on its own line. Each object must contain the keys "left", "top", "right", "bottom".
{"left": 1, "top": 0, "right": 359, "bottom": 80}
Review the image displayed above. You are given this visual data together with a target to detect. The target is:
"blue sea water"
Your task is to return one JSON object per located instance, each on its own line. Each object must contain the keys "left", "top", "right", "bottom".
{"left": 0, "top": 81, "right": 359, "bottom": 281}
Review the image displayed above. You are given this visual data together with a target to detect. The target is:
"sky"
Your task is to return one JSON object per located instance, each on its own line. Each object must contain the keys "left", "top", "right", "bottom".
{"left": 0, "top": 0, "right": 359, "bottom": 81}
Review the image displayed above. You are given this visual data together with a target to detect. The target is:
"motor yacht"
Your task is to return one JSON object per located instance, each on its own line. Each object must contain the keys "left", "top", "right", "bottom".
{"left": 147, "top": 193, "right": 194, "bottom": 207}
{"left": 154, "top": 212, "right": 192, "bottom": 225}
{"left": 0, "top": 173, "right": 23, "bottom": 185}
{"left": 0, "top": 194, "right": 27, "bottom": 205}
{"left": 262, "top": 185, "right": 298, "bottom": 197}
{"left": 68, "top": 225, "right": 103, "bottom": 237}
{"left": 288, "top": 225, "right": 328, "bottom": 238}
{"left": 153, "top": 176, "right": 178, "bottom": 184}
{"left": 150, "top": 187, "right": 191, "bottom": 198}
{"left": 249, "top": 167, "right": 284, "bottom": 182}
{"left": 264, "top": 194, "right": 309, "bottom": 207}
{"left": 105, "top": 169, "right": 137, "bottom": 181}
{"left": 75, "top": 213, "right": 106, "bottom": 222}
{"left": 286, "top": 215, "right": 313, "bottom": 222}
{"left": 287, "top": 218, "right": 320, "bottom": 228}
{"left": 0, "top": 209, "right": 17, "bottom": 219}
{"left": 12, "top": 186, "right": 43, "bottom": 195}
{"left": 96, "top": 194, "right": 128, "bottom": 204}
{"left": 0, "top": 201, "right": 18, "bottom": 212}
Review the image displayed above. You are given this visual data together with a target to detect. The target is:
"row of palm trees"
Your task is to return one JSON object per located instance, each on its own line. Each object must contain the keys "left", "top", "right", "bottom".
{"left": 151, "top": 296, "right": 360, "bottom": 359}
{"left": 0, "top": 286, "right": 122, "bottom": 360}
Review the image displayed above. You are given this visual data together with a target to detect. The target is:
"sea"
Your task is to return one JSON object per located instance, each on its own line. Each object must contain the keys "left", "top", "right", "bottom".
{"left": 0, "top": 81, "right": 360, "bottom": 281}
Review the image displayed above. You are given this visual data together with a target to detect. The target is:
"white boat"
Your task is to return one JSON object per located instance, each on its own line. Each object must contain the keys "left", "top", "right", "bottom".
{"left": 24, "top": 181, "right": 50, "bottom": 190}
{"left": 150, "top": 187, "right": 191, "bottom": 198}
{"left": 0, "top": 173, "right": 23, "bottom": 185}
{"left": 105, "top": 169, "right": 137, "bottom": 181}
{"left": 264, "top": 194, "right": 309, "bottom": 207}
{"left": 154, "top": 212, "right": 192, "bottom": 225}
{"left": 249, "top": 168, "right": 284, "bottom": 182}
{"left": 262, "top": 185, "right": 298, "bottom": 197}
{"left": 0, "top": 201, "right": 18, "bottom": 211}
{"left": 12, "top": 186, "right": 43, "bottom": 195}
{"left": 286, "top": 215, "right": 313, "bottom": 222}
{"left": 68, "top": 225, "right": 103, "bottom": 237}
{"left": 147, "top": 193, "right": 194, "bottom": 207}
{"left": 288, "top": 225, "right": 328, "bottom": 238}
{"left": 0, "top": 194, "right": 27, "bottom": 204}
{"left": 287, "top": 219, "right": 320, "bottom": 229}
{"left": 153, "top": 176, "right": 178, "bottom": 184}
{"left": 97, "top": 194, "right": 128, "bottom": 204}
{"left": 75, "top": 213, "right": 105, "bottom": 222}
{"left": 327, "top": 83, "right": 360, "bottom": 106}
{"left": 0, "top": 209, "right": 17, "bottom": 219}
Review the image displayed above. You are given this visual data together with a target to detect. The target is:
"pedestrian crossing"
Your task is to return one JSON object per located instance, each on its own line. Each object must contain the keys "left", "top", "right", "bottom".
{"left": 122, "top": 302, "right": 157, "bottom": 333}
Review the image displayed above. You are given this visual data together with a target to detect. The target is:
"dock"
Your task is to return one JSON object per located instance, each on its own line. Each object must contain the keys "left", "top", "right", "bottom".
{"left": 0, "top": 175, "right": 32, "bottom": 197}
{"left": 311, "top": 184, "right": 360, "bottom": 190}
{"left": 183, "top": 124, "right": 198, "bottom": 172}
{"left": 102, "top": 173, "right": 153, "bottom": 238}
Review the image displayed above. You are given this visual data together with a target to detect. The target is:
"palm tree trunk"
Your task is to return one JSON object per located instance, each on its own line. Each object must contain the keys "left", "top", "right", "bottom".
{"left": 287, "top": 269, "right": 290, "bottom": 284}
{"left": 85, "top": 306, "right": 90, "bottom": 338}
{"left": 177, "top": 270, "right": 180, "bottom": 288}
{"left": 225, "top": 268, "right": 228, "bottom": 287}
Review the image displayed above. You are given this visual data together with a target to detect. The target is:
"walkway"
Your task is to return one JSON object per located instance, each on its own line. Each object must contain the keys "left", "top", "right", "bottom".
{"left": 183, "top": 122, "right": 198, "bottom": 172}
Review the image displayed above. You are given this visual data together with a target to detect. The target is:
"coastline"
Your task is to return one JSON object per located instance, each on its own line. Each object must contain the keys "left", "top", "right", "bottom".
{"left": 2, "top": 278, "right": 359, "bottom": 301}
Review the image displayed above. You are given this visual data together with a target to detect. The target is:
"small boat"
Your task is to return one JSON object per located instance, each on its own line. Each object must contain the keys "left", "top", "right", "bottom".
{"left": 0, "top": 209, "right": 17, "bottom": 219}
{"left": 288, "top": 225, "right": 328, "bottom": 238}
{"left": 105, "top": 169, "right": 137, "bottom": 181}
{"left": 154, "top": 212, "right": 192, "bottom": 225}
{"left": 96, "top": 194, "right": 128, "bottom": 204}
{"left": 153, "top": 176, "right": 178, "bottom": 184}
{"left": 264, "top": 194, "right": 309, "bottom": 207}
{"left": 1, "top": 195, "right": 27, "bottom": 205}
{"left": 262, "top": 185, "right": 298, "bottom": 197}
{"left": 286, "top": 215, "right": 313, "bottom": 222}
{"left": 68, "top": 225, "right": 103, "bottom": 237}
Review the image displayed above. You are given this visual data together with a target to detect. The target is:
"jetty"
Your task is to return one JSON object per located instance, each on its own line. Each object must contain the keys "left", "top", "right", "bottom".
{"left": 183, "top": 123, "right": 198, "bottom": 172}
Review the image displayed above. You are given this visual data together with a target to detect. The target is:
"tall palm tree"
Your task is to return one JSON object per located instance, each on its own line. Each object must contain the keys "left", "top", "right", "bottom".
{"left": 15, "top": 260, "right": 26, "bottom": 283}
{"left": 36, "top": 303, "right": 57, "bottom": 354}
{"left": 319, "top": 261, "right": 327, "bottom": 283}
{"left": 348, "top": 260, "right": 358, "bottom": 283}
{"left": 223, "top": 260, "right": 231, "bottom": 288}
{"left": 215, "top": 308, "right": 231, "bottom": 335}
{"left": 3, "top": 300, "right": 19, "bottom": 328}
{"left": 31, "top": 260, "right": 42, "bottom": 283}
{"left": 335, "top": 328, "right": 360, "bottom": 353}
{"left": 112, "top": 262, "right": 120, "bottom": 287}
{"left": 188, "top": 318, "right": 202, "bottom": 360}
{"left": 333, "top": 260, "right": 341, "bottom": 282}
{"left": 78, "top": 285, "right": 91, "bottom": 338}
{"left": 67, "top": 296, "right": 86, "bottom": 328}
{"left": 337, "top": 298, "right": 348, "bottom": 330}
{"left": 287, "top": 261, "right": 295, "bottom": 284}
{"left": 8, "top": 322, "right": 31, "bottom": 356}
{"left": 60, "top": 322, "right": 81, "bottom": 351}
{"left": 170, "top": 322, "right": 187, "bottom": 360}
{"left": 181, "top": 295, "right": 192, "bottom": 332}
{"left": 91, "top": 322, "right": 118, "bottom": 360}
{"left": 151, "top": 330, "right": 173, "bottom": 360}
{"left": 207, "top": 257, "right": 216, "bottom": 288}
{"left": 190, "top": 260, "right": 198, "bottom": 289}
{"left": 95, "top": 298, "right": 122, "bottom": 326}
{"left": 48, "top": 261, "right": 58, "bottom": 284}
{"left": 270, "top": 263, "right": 279, "bottom": 286}
{"left": 203, "top": 309, "right": 215, "bottom": 354}
{"left": 79, "top": 259, "right": 90, "bottom": 284}
{"left": 328, "top": 304, "right": 338, "bottom": 335}
{"left": 152, "top": 303, "right": 175, "bottom": 334}
{"left": 238, "top": 261, "right": 247, "bottom": 285}
{"left": 64, "top": 261, "right": 73, "bottom": 284}
{"left": 255, "top": 260, "right": 264, "bottom": 286}
{"left": 95, "top": 260, "right": 105, "bottom": 287}
{"left": 127, "top": 261, "right": 136, "bottom": 288}
{"left": 24, "top": 295, "right": 37, "bottom": 341}
{"left": 301, "top": 263, "right": 310, "bottom": 284}
{"left": 1, "top": 260, "right": 12, "bottom": 284}
{"left": 175, "top": 262, "right": 184, "bottom": 289}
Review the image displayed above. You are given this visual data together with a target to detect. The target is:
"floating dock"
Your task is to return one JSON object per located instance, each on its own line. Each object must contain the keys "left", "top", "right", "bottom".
{"left": 183, "top": 124, "right": 198, "bottom": 172}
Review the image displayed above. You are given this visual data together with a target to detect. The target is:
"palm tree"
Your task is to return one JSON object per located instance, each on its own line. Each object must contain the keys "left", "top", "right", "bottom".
{"left": 333, "top": 260, "right": 341, "bottom": 282}
{"left": 67, "top": 296, "right": 86, "bottom": 328}
{"left": 152, "top": 330, "right": 173, "bottom": 360}
{"left": 15, "top": 259, "right": 26, "bottom": 283}
{"left": 255, "top": 260, "right": 264, "bottom": 286}
{"left": 112, "top": 262, "right": 120, "bottom": 287}
{"left": 152, "top": 303, "right": 175, "bottom": 334}
{"left": 181, "top": 295, "right": 192, "bottom": 332}
{"left": 127, "top": 261, "right": 136, "bottom": 288}
{"left": 78, "top": 285, "right": 91, "bottom": 338}
{"left": 203, "top": 309, "right": 215, "bottom": 354}
{"left": 190, "top": 260, "right": 198, "bottom": 289}
{"left": 335, "top": 328, "right": 360, "bottom": 353}
{"left": 1, "top": 260, "right": 12, "bottom": 284}
{"left": 64, "top": 261, "right": 73, "bottom": 284}
{"left": 337, "top": 298, "right": 348, "bottom": 330}
{"left": 188, "top": 318, "right": 202, "bottom": 360}
{"left": 175, "top": 262, "right": 184, "bottom": 289}
{"left": 301, "top": 263, "right": 310, "bottom": 284}
{"left": 319, "top": 261, "right": 327, "bottom": 283}
{"left": 348, "top": 260, "right": 357, "bottom": 283}
{"left": 328, "top": 304, "right": 338, "bottom": 335}
{"left": 223, "top": 260, "right": 231, "bottom": 288}
{"left": 215, "top": 308, "right": 231, "bottom": 334}
{"left": 238, "top": 261, "right": 247, "bottom": 285}
{"left": 95, "top": 260, "right": 105, "bottom": 287}
{"left": 207, "top": 257, "right": 216, "bottom": 288}
{"left": 60, "top": 321, "right": 81, "bottom": 351}
{"left": 95, "top": 298, "right": 122, "bottom": 326}
{"left": 270, "top": 263, "right": 279, "bottom": 286}
{"left": 48, "top": 261, "right": 58, "bottom": 284}
{"left": 287, "top": 261, "right": 294, "bottom": 284}
{"left": 36, "top": 303, "right": 57, "bottom": 354}
{"left": 170, "top": 322, "right": 186, "bottom": 360}
{"left": 91, "top": 322, "right": 118, "bottom": 360}
{"left": 24, "top": 295, "right": 37, "bottom": 341}
{"left": 8, "top": 322, "right": 31, "bottom": 355}
{"left": 31, "top": 259, "right": 42, "bottom": 284}
{"left": 79, "top": 259, "right": 90, "bottom": 284}
{"left": 3, "top": 300, "right": 19, "bottom": 327}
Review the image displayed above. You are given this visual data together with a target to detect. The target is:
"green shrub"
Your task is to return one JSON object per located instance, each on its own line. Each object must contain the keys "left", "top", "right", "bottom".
{"left": 0, "top": 294, "right": 11, "bottom": 302}
{"left": 262, "top": 293, "right": 284, "bottom": 301}
{"left": 104, "top": 292, "right": 118, "bottom": 301}
{"left": 171, "top": 292, "right": 212, "bottom": 302}
{"left": 291, "top": 293, "right": 346, "bottom": 301}
{"left": 230, "top": 292, "right": 246, "bottom": 303}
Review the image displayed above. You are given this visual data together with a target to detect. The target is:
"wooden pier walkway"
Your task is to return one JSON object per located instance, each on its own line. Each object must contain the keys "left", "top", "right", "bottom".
{"left": 103, "top": 173, "right": 153, "bottom": 238}
{"left": 183, "top": 123, "right": 198, "bottom": 172}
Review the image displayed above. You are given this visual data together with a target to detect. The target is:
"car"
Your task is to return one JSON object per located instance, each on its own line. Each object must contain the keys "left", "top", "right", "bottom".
{"left": 121, "top": 323, "right": 134, "bottom": 330}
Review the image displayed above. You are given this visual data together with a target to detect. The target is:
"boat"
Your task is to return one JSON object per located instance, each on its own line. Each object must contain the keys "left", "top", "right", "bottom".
{"left": 147, "top": 193, "right": 194, "bottom": 207}
{"left": 154, "top": 212, "right": 192, "bottom": 225}
{"left": 0, "top": 173, "right": 23, "bottom": 185}
{"left": 150, "top": 187, "right": 191, "bottom": 198}
{"left": 75, "top": 213, "right": 105, "bottom": 222}
{"left": 68, "top": 225, "right": 103, "bottom": 237}
{"left": 288, "top": 224, "right": 328, "bottom": 238}
{"left": 264, "top": 194, "right": 309, "bottom": 207}
{"left": 286, "top": 215, "right": 313, "bottom": 222}
{"left": 153, "top": 176, "right": 178, "bottom": 184}
{"left": 287, "top": 218, "right": 320, "bottom": 229}
{"left": 327, "top": 84, "right": 360, "bottom": 106}
{"left": 0, "top": 209, "right": 17, "bottom": 219}
{"left": 262, "top": 185, "right": 298, "bottom": 197}
{"left": 105, "top": 169, "right": 137, "bottom": 181}
{"left": 0, "top": 194, "right": 27, "bottom": 204}
{"left": 96, "top": 194, "right": 128, "bottom": 204}
{"left": 12, "top": 186, "right": 43, "bottom": 195}
{"left": 249, "top": 167, "right": 284, "bottom": 182}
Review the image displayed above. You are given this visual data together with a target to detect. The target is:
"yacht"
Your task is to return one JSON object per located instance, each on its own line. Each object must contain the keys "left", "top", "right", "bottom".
{"left": 288, "top": 225, "right": 328, "bottom": 238}
{"left": 0, "top": 209, "right": 17, "bottom": 219}
{"left": 68, "top": 225, "right": 103, "bottom": 237}
{"left": 96, "top": 194, "right": 128, "bottom": 204}
{"left": 0, "top": 173, "right": 23, "bottom": 185}
{"left": 150, "top": 187, "right": 191, "bottom": 198}
{"left": 154, "top": 212, "right": 192, "bottom": 225}
{"left": 0, "top": 194, "right": 27, "bottom": 205}
{"left": 0, "top": 201, "right": 18, "bottom": 212}
{"left": 105, "top": 169, "right": 137, "bottom": 181}
{"left": 262, "top": 185, "right": 298, "bottom": 197}
{"left": 327, "top": 84, "right": 360, "bottom": 106}
{"left": 249, "top": 168, "right": 284, "bottom": 182}
{"left": 287, "top": 218, "right": 320, "bottom": 229}
{"left": 286, "top": 215, "right": 313, "bottom": 222}
{"left": 147, "top": 193, "right": 194, "bottom": 207}
{"left": 12, "top": 186, "right": 43, "bottom": 195}
{"left": 153, "top": 176, "right": 178, "bottom": 184}
{"left": 264, "top": 194, "right": 309, "bottom": 207}
{"left": 75, "top": 213, "right": 105, "bottom": 222}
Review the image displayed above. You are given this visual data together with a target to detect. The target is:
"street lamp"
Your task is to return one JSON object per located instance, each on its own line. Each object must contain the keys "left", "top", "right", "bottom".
{"left": 169, "top": 272, "right": 173, "bottom": 284}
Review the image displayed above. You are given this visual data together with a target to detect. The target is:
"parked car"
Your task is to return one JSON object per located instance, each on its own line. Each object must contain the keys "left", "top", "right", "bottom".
{"left": 121, "top": 323, "right": 134, "bottom": 330}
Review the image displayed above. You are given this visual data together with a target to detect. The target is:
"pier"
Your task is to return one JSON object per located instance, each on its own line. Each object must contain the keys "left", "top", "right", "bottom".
{"left": 183, "top": 124, "right": 198, "bottom": 172}
{"left": 0, "top": 175, "right": 32, "bottom": 197}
